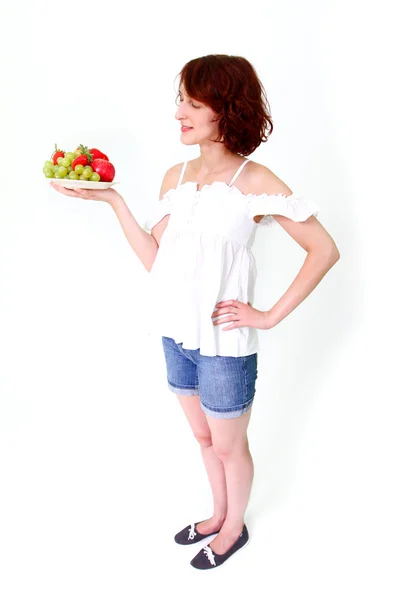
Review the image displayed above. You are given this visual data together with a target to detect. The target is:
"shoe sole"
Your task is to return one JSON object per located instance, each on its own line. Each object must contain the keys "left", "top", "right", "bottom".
{"left": 190, "top": 537, "right": 250, "bottom": 571}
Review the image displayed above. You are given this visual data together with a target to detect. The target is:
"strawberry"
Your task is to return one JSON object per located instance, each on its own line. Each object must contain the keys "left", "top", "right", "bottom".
{"left": 71, "top": 144, "right": 93, "bottom": 169}
{"left": 91, "top": 159, "right": 115, "bottom": 182}
{"left": 72, "top": 155, "right": 90, "bottom": 169}
{"left": 90, "top": 148, "right": 109, "bottom": 161}
{"left": 51, "top": 143, "right": 65, "bottom": 165}
{"left": 73, "top": 144, "right": 93, "bottom": 161}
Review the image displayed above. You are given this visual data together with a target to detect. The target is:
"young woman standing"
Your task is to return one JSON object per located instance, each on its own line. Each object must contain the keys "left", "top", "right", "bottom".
{"left": 50, "top": 54, "right": 340, "bottom": 570}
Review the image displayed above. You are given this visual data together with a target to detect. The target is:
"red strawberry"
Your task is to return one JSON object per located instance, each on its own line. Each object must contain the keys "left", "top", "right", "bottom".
{"left": 73, "top": 144, "right": 93, "bottom": 161}
{"left": 90, "top": 148, "right": 109, "bottom": 161}
{"left": 71, "top": 155, "right": 90, "bottom": 169}
{"left": 91, "top": 159, "right": 115, "bottom": 182}
{"left": 71, "top": 145, "right": 93, "bottom": 169}
{"left": 51, "top": 143, "right": 65, "bottom": 165}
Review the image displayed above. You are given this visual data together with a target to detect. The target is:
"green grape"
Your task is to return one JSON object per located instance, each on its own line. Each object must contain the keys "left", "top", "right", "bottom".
{"left": 44, "top": 169, "right": 54, "bottom": 178}
{"left": 44, "top": 160, "right": 54, "bottom": 169}
{"left": 57, "top": 156, "right": 64, "bottom": 166}
{"left": 67, "top": 166, "right": 73, "bottom": 172}
{"left": 79, "top": 174, "right": 89, "bottom": 180}
{"left": 54, "top": 172, "right": 63, "bottom": 178}
{"left": 90, "top": 172, "right": 101, "bottom": 182}
{"left": 82, "top": 167, "right": 92, "bottom": 179}
{"left": 61, "top": 157, "right": 71, "bottom": 168}
{"left": 68, "top": 171, "right": 79, "bottom": 180}
{"left": 57, "top": 166, "right": 68, "bottom": 177}
{"left": 65, "top": 152, "right": 76, "bottom": 161}
{"left": 75, "top": 164, "right": 84, "bottom": 175}
{"left": 53, "top": 165, "right": 59, "bottom": 172}
{"left": 84, "top": 165, "right": 93, "bottom": 173}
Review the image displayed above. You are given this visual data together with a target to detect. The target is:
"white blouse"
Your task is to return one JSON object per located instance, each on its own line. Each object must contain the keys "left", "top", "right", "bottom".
{"left": 143, "top": 159, "right": 320, "bottom": 357}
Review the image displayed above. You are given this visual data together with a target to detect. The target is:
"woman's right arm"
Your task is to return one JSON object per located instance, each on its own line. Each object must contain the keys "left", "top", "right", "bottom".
{"left": 108, "top": 194, "right": 158, "bottom": 273}
{"left": 108, "top": 163, "right": 180, "bottom": 272}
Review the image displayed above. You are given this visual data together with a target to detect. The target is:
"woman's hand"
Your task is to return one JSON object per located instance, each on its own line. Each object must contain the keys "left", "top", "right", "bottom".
{"left": 211, "top": 300, "right": 275, "bottom": 331}
{"left": 49, "top": 181, "right": 121, "bottom": 204}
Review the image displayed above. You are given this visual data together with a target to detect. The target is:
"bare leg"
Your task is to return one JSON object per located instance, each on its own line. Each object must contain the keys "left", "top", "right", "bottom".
{"left": 204, "top": 408, "right": 254, "bottom": 554}
{"left": 177, "top": 394, "right": 227, "bottom": 532}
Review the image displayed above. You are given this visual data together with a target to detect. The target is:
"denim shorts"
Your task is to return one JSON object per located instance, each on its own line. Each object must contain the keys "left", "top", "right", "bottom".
{"left": 161, "top": 336, "right": 258, "bottom": 419}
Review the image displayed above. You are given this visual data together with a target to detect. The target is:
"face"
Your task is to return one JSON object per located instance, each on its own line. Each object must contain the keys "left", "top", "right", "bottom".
{"left": 175, "top": 85, "right": 220, "bottom": 145}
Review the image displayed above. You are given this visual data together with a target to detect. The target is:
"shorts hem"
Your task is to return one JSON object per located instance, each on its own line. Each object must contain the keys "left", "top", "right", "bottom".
{"left": 167, "top": 381, "right": 200, "bottom": 396}
{"left": 200, "top": 399, "right": 254, "bottom": 419}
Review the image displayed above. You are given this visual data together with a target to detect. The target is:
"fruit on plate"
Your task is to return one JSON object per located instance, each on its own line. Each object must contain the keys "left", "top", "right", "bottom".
{"left": 91, "top": 159, "right": 115, "bottom": 182}
{"left": 90, "top": 148, "right": 109, "bottom": 161}
{"left": 43, "top": 142, "right": 116, "bottom": 182}
{"left": 71, "top": 154, "right": 91, "bottom": 170}
{"left": 51, "top": 144, "right": 65, "bottom": 165}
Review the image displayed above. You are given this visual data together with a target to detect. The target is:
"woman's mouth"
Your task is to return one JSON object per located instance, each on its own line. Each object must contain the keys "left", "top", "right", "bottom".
{"left": 181, "top": 126, "right": 193, "bottom": 133}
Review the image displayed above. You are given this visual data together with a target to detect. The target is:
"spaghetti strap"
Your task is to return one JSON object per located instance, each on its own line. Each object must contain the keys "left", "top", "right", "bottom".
{"left": 177, "top": 161, "right": 188, "bottom": 187}
{"left": 228, "top": 159, "right": 250, "bottom": 187}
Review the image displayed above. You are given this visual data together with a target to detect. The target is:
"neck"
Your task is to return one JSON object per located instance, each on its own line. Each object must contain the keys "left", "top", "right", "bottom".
{"left": 195, "top": 142, "right": 240, "bottom": 175}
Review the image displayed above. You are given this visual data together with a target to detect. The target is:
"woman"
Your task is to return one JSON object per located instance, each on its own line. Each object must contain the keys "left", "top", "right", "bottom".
{"left": 50, "top": 54, "right": 340, "bottom": 570}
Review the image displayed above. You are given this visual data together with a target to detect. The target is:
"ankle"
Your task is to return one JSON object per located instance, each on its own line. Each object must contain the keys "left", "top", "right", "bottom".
{"left": 219, "top": 519, "right": 245, "bottom": 536}
{"left": 212, "top": 514, "right": 226, "bottom": 525}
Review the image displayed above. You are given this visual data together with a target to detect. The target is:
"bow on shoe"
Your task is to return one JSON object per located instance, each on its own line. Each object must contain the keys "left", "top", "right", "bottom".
{"left": 188, "top": 523, "right": 197, "bottom": 540}
{"left": 203, "top": 545, "right": 216, "bottom": 566}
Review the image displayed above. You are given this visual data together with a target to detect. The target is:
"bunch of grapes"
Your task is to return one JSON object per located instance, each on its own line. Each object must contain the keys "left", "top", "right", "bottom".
{"left": 42, "top": 143, "right": 102, "bottom": 182}
{"left": 43, "top": 159, "right": 101, "bottom": 182}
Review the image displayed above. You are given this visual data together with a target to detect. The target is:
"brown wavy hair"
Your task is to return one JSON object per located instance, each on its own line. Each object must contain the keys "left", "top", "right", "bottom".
{"left": 175, "top": 54, "right": 273, "bottom": 156}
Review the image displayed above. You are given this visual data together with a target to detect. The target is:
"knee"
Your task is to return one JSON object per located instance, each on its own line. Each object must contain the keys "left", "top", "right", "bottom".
{"left": 212, "top": 444, "right": 232, "bottom": 461}
{"left": 194, "top": 431, "right": 213, "bottom": 448}
{"left": 213, "top": 437, "right": 250, "bottom": 461}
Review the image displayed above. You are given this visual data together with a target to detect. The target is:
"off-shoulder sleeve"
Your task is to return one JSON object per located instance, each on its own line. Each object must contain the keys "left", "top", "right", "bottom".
{"left": 143, "top": 193, "right": 173, "bottom": 233}
{"left": 247, "top": 193, "right": 320, "bottom": 227}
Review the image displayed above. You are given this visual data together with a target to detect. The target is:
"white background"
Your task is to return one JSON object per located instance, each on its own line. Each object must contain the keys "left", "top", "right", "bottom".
{"left": 1, "top": 0, "right": 399, "bottom": 598}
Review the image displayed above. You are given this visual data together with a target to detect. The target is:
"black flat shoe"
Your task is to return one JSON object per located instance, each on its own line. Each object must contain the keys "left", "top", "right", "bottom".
{"left": 174, "top": 521, "right": 221, "bottom": 545}
{"left": 190, "top": 524, "right": 249, "bottom": 569}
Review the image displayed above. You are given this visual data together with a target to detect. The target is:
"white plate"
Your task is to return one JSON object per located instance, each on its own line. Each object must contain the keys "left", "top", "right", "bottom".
{"left": 48, "top": 178, "right": 119, "bottom": 190}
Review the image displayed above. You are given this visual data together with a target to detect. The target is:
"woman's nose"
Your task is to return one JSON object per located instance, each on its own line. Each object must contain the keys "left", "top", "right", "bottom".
{"left": 175, "top": 105, "right": 187, "bottom": 120}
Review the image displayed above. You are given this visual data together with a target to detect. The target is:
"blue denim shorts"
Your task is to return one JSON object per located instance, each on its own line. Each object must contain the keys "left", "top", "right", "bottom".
{"left": 161, "top": 336, "right": 258, "bottom": 419}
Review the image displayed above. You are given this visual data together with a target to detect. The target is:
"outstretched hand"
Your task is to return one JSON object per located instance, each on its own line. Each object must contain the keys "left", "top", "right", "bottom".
{"left": 49, "top": 181, "right": 121, "bottom": 204}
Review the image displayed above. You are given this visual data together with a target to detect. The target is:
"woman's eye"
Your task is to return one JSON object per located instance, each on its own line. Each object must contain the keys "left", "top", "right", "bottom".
{"left": 178, "top": 97, "right": 200, "bottom": 109}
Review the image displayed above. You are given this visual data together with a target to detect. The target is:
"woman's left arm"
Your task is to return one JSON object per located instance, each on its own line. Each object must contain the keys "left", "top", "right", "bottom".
{"left": 212, "top": 216, "right": 340, "bottom": 331}
{"left": 212, "top": 163, "right": 340, "bottom": 331}
{"left": 260, "top": 214, "right": 340, "bottom": 328}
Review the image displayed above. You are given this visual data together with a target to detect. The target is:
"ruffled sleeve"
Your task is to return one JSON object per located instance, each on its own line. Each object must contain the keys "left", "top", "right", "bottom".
{"left": 143, "top": 193, "right": 173, "bottom": 233}
{"left": 247, "top": 193, "right": 320, "bottom": 227}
